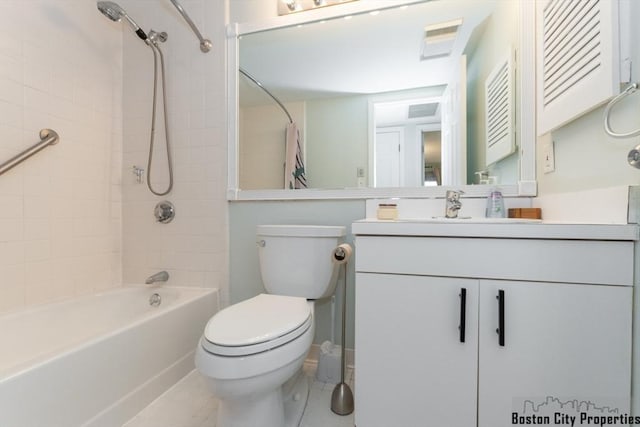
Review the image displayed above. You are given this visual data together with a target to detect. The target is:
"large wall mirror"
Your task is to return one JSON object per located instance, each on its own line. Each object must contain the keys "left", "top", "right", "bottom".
{"left": 227, "top": 0, "right": 536, "bottom": 200}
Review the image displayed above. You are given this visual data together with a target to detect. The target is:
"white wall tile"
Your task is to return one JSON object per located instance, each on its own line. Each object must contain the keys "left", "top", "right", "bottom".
{"left": 0, "top": 0, "right": 228, "bottom": 313}
{"left": 121, "top": 0, "right": 228, "bottom": 303}
{"left": 0, "top": 0, "right": 124, "bottom": 313}
{"left": 0, "top": 264, "right": 25, "bottom": 312}
{"left": 0, "top": 100, "right": 23, "bottom": 128}
{"left": 0, "top": 78, "right": 23, "bottom": 105}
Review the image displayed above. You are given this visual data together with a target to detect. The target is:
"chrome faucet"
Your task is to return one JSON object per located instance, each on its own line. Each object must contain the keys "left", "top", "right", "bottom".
{"left": 145, "top": 271, "right": 169, "bottom": 285}
{"left": 445, "top": 190, "right": 464, "bottom": 218}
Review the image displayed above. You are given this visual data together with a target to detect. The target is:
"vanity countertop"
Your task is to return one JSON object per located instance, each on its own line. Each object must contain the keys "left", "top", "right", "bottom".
{"left": 351, "top": 219, "right": 640, "bottom": 241}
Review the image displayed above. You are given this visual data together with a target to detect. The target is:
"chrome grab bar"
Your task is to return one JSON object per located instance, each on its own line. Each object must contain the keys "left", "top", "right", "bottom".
{"left": 0, "top": 128, "right": 60, "bottom": 176}
{"left": 168, "top": 0, "right": 212, "bottom": 53}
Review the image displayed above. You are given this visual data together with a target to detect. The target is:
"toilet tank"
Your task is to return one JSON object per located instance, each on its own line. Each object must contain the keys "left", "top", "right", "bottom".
{"left": 257, "top": 225, "right": 346, "bottom": 299}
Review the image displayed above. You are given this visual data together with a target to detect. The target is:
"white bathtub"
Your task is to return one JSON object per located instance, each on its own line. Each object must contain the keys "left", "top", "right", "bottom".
{"left": 0, "top": 286, "right": 218, "bottom": 427}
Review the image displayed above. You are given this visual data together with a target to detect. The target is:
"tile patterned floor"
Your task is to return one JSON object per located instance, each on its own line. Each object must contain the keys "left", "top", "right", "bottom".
{"left": 122, "top": 362, "right": 355, "bottom": 427}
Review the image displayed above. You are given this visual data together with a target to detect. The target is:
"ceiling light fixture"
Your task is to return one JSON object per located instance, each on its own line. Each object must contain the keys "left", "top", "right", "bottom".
{"left": 282, "top": 0, "right": 298, "bottom": 12}
{"left": 278, "top": 0, "right": 359, "bottom": 16}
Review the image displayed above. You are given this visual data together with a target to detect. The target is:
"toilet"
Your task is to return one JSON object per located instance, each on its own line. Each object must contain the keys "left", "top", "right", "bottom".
{"left": 195, "top": 224, "right": 346, "bottom": 427}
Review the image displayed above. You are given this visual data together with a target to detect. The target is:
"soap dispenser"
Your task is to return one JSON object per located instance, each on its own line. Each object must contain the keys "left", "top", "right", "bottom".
{"left": 485, "top": 188, "right": 505, "bottom": 218}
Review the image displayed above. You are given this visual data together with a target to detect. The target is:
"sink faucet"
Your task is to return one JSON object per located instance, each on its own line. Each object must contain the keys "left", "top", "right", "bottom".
{"left": 445, "top": 190, "right": 464, "bottom": 218}
{"left": 145, "top": 271, "right": 169, "bottom": 285}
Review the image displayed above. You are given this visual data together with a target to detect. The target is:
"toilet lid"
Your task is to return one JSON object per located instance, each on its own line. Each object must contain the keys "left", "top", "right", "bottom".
{"left": 203, "top": 294, "right": 312, "bottom": 356}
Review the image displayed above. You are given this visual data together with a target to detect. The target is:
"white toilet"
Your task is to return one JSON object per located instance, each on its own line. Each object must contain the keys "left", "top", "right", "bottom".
{"left": 195, "top": 224, "right": 346, "bottom": 427}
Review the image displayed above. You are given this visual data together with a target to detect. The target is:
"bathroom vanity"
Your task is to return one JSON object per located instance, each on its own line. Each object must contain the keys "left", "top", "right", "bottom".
{"left": 352, "top": 220, "right": 637, "bottom": 427}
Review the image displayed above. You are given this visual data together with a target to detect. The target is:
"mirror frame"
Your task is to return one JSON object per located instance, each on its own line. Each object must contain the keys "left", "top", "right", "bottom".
{"left": 226, "top": 0, "right": 537, "bottom": 200}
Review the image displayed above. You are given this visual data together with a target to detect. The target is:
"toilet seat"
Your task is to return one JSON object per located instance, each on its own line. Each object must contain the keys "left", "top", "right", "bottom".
{"left": 202, "top": 294, "right": 312, "bottom": 357}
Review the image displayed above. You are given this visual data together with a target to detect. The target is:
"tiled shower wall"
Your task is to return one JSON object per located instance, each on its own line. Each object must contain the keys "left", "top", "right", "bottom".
{"left": 121, "top": 0, "right": 229, "bottom": 305}
{"left": 0, "top": 0, "right": 228, "bottom": 314}
{"left": 0, "top": 1, "right": 123, "bottom": 313}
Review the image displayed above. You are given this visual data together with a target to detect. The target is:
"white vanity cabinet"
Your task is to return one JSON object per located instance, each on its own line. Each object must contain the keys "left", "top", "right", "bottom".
{"left": 356, "top": 273, "right": 479, "bottom": 426}
{"left": 352, "top": 221, "right": 636, "bottom": 427}
{"left": 477, "top": 279, "right": 631, "bottom": 426}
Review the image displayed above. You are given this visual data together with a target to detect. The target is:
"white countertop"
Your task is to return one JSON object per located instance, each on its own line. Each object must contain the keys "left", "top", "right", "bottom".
{"left": 352, "top": 219, "right": 640, "bottom": 241}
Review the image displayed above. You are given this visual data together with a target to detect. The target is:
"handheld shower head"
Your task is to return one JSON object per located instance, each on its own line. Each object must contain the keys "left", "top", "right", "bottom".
{"left": 97, "top": 1, "right": 123, "bottom": 22}
{"left": 97, "top": 1, "right": 149, "bottom": 43}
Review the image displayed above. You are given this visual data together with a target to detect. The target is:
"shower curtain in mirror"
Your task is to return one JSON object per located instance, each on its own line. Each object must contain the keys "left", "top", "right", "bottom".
{"left": 284, "top": 122, "right": 307, "bottom": 189}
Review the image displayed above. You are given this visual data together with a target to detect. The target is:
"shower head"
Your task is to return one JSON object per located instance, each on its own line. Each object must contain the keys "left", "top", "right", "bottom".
{"left": 97, "top": 1, "right": 123, "bottom": 22}
{"left": 97, "top": 1, "right": 149, "bottom": 43}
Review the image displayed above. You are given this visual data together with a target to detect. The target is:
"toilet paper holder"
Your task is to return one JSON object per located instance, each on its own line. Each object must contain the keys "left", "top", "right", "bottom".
{"left": 332, "top": 243, "right": 352, "bottom": 264}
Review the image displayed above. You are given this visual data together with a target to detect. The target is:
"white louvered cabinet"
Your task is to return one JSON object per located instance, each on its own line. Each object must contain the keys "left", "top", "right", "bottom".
{"left": 536, "top": 0, "right": 631, "bottom": 135}
{"left": 485, "top": 48, "right": 516, "bottom": 165}
{"left": 353, "top": 229, "right": 633, "bottom": 427}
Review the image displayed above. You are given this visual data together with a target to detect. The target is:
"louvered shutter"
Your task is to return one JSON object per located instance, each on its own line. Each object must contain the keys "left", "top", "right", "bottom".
{"left": 485, "top": 48, "right": 516, "bottom": 166}
{"left": 536, "top": 0, "right": 626, "bottom": 135}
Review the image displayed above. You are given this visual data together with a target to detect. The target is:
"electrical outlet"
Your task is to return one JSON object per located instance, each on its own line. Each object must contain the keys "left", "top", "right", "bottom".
{"left": 543, "top": 139, "right": 555, "bottom": 173}
{"left": 356, "top": 167, "right": 366, "bottom": 187}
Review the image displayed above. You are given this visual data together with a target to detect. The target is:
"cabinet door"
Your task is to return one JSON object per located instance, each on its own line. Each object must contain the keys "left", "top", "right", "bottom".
{"left": 355, "top": 273, "right": 478, "bottom": 427}
{"left": 478, "top": 280, "right": 632, "bottom": 427}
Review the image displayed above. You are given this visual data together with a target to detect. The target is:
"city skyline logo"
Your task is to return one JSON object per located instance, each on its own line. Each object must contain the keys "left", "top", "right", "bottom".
{"left": 522, "top": 396, "right": 620, "bottom": 415}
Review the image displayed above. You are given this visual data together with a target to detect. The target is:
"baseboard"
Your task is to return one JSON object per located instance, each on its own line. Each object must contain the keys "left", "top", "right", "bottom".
{"left": 306, "top": 343, "right": 355, "bottom": 369}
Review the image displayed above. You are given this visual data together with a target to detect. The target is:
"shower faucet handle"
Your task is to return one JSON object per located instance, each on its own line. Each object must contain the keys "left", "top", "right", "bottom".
{"left": 154, "top": 201, "right": 175, "bottom": 224}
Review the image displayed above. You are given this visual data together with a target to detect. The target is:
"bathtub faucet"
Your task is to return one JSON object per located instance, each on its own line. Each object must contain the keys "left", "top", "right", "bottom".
{"left": 145, "top": 271, "right": 169, "bottom": 285}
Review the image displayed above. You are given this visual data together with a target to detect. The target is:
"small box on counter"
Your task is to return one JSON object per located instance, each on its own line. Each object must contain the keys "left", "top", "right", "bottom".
{"left": 508, "top": 208, "right": 542, "bottom": 219}
{"left": 376, "top": 203, "right": 398, "bottom": 220}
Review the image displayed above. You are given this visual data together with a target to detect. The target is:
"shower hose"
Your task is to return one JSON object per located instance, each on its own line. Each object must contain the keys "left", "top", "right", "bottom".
{"left": 146, "top": 42, "right": 174, "bottom": 196}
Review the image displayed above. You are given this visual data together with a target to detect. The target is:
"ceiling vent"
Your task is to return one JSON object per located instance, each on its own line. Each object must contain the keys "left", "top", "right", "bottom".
{"left": 421, "top": 18, "right": 463, "bottom": 60}
{"left": 408, "top": 102, "right": 439, "bottom": 119}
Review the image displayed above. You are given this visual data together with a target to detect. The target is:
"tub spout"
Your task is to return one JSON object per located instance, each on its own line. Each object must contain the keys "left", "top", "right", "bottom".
{"left": 145, "top": 271, "right": 169, "bottom": 285}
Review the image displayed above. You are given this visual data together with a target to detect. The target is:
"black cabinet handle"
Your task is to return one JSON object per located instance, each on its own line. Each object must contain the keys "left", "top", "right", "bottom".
{"left": 496, "top": 290, "right": 505, "bottom": 347}
{"left": 459, "top": 288, "right": 466, "bottom": 343}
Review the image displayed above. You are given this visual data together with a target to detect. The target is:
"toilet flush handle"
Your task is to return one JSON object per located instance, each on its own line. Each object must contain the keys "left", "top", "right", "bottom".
{"left": 256, "top": 240, "right": 266, "bottom": 247}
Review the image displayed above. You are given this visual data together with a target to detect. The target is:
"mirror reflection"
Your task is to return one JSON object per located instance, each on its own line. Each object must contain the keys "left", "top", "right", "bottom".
{"left": 238, "top": 0, "right": 520, "bottom": 190}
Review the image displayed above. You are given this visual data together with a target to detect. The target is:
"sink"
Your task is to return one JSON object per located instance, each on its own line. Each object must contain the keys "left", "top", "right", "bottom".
{"left": 395, "top": 217, "right": 542, "bottom": 224}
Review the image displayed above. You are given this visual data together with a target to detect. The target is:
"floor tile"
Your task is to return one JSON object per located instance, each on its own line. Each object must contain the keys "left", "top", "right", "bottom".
{"left": 122, "top": 361, "right": 355, "bottom": 427}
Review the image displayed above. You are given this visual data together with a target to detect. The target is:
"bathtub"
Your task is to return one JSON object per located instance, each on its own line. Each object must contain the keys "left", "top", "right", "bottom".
{"left": 0, "top": 286, "right": 218, "bottom": 427}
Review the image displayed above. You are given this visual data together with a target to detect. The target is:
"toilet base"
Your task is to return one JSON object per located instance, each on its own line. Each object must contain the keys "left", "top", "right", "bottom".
{"left": 283, "top": 369, "right": 310, "bottom": 427}
{"left": 216, "top": 366, "right": 310, "bottom": 427}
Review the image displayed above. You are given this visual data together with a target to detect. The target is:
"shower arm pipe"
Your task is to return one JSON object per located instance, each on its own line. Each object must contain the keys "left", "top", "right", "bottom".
{"left": 168, "top": 0, "right": 212, "bottom": 53}
{"left": 0, "top": 129, "right": 59, "bottom": 176}
{"left": 239, "top": 68, "right": 293, "bottom": 124}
